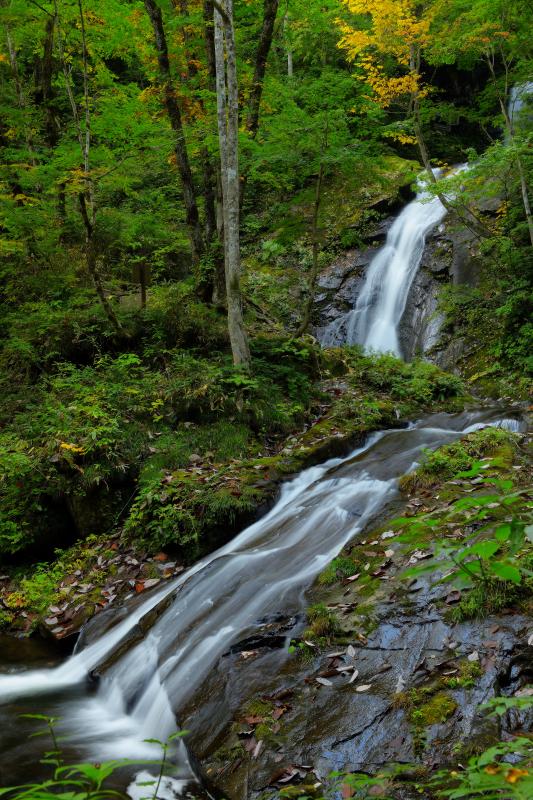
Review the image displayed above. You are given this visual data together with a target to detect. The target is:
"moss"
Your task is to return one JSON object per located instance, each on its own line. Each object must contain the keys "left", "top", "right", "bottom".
{"left": 443, "top": 660, "right": 483, "bottom": 689}
{"left": 242, "top": 698, "right": 273, "bottom": 718}
{"left": 318, "top": 556, "right": 359, "bottom": 585}
{"left": 305, "top": 603, "right": 339, "bottom": 639}
{"left": 0, "top": 609, "right": 14, "bottom": 629}
{"left": 400, "top": 427, "right": 517, "bottom": 494}
{"left": 448, "top": 574, "right": 533, "bottom": 622}
{"left": 410, "top": 692, "right": 457, "bottom": 727}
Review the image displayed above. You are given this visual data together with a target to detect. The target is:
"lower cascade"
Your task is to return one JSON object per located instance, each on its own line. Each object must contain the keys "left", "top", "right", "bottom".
{"left": 0, "top": 407, "right": 524, "bottom": 794}
{"left": 320, "top": 169, "right": 457, "bottom": 356}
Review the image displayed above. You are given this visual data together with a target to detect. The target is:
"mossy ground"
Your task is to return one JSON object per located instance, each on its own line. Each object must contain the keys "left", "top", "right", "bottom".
{"left": 0, "top": 346, "right": 468, "bottom": 636}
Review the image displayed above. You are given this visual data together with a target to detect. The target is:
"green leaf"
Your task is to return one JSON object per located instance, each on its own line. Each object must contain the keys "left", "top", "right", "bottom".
{"left": 489, "top": 561, "right": 521, "bottom": 584}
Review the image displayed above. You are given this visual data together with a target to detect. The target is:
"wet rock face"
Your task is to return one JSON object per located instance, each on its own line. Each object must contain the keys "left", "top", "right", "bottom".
{"left": 190, "top": 565, "right": 531, "bottom": 800}
{"left": 314, "top": 219, "right": 479, "bottom": 368}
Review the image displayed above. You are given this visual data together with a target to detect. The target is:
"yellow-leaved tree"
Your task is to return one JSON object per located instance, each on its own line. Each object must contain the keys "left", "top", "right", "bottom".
{"left": 337, "top": 0, "right": 489, "bottom": 236}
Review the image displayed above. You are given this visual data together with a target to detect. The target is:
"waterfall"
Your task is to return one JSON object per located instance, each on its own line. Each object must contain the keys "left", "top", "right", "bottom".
{"left": 320, "top": 169, "right": 466, "bottom": 356}
{"left": 508, "top": 81, "right": 533, "bottom": 128}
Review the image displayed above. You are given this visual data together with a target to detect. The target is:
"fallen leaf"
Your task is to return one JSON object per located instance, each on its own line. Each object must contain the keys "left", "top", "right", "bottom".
{"left": 355, "top": 684, "right": 372, "bottom": 692}
{"left": 346, "top": 645, "right": 356, "bottom": 659}
{"left": 384, "top": 549, "right": 394, "bottom": 558}
{"left": 468, "top": 651, "right": 479, "bottom": 662}
{"left": 153, "top": 552, "right": 168, "bottom": 562}
{"left": 240, "top": 650, "right": 258, "bottom": 660}
{"left": 348, "top": 669, "right": 359, "bottom": 684}
{"left": 514, "top": 686, "right": 533, "bottom": 697}
{"left": 445, "top": 589, "right": 462, "bottom": 604}
{"left": 346, "top": 573, "right": 360, "bottom": 582}
{"left": 316, "top": 677, "right": 333, "bottom": 687}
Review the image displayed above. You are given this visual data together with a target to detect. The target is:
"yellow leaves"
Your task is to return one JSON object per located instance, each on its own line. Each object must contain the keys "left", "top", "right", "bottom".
{"left": 14, "top": 193, "right": 37, "bottom": 206}
{"left": 383, "top": 131, "right": 417, "bottom": 145}
{"left": 0, "top": 53, "right": 8, "bottom": 63}
{"left": 505, "top": 768, "right": 529, "bottom": 784}
{"left": 60, "top": 442, "right": 85, "bottom": 454}
{"left": 483, "top": 765, "right": 528, "bottom": 784}
{"left": 139, "top": 86, "right": 159, "bottom": 103}
{"left": 338, "top": 0, "right": 431, "bottom": 109}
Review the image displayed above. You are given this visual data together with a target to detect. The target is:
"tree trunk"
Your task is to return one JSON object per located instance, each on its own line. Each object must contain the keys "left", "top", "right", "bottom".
{"left": 143, "top": 0, "right": 204, "bottom": 264}
{"left": 79, "top": 193, "right": 123, "bottom": 334}
{"left": 498, "top": 97, "right": 533, "bottom": 246}
{"left": 245, "top": 0, "right": 279, "bottom": 137}
{"left": 214, "top": 0, "right": 250, "bottom": 366}
{"left": 6, "top": 29, "right": 38, "bottom": 165}
{"left": 284, "top": 15, "right": 293, "bottom": 78}
{"left": 296, "top": 161, "right": 324, "bottom": 337}
{"left": 40, "top": 14, "right": 58, "bottom": 148}
{"left": 239, "top": 0, "right": 279, "bottom": 209}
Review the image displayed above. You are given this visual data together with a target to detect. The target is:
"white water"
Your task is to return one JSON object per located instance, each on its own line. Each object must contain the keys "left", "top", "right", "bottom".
{"left": 320, "top": 169, "right": 469, "bottom": 355}
{"left": 508, "top": 81, "right": 533, "bottom": 128}
{"left": 0, "top": 407, "right": 523, "bottom": 792}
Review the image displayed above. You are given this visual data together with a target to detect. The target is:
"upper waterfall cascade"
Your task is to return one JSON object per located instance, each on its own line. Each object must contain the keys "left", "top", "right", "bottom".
{"left": 320, "top": 168, "right": 465, "bottom": 356}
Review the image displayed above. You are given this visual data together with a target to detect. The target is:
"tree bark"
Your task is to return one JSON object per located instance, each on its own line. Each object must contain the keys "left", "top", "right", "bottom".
{"left": 245, "top": 0, "right": 279, "bottom": 138}
{"left": 202, "top": 0, "right": 228, "bottom": 305}
{"left": 214, "top": 0, "right": 250, "bottom": 366}
{"left": 284, "top": 14, "right": 293, "bottom": 78}
{"left": 143, "top": 0, "right": 204, "bottom": 264}
{"left": 40, "top": 14, "right": 58, "bottom": 148}
{"left": 6, "top": 29, "right": 38, "bottom": 165}
{"left": 239, "top": 0, "right": 279, "bottom": 208}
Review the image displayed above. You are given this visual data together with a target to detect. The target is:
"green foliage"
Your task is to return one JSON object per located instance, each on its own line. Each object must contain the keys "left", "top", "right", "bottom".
{"left": 318, "top": 555, "right": 359, "bottom": 585}
{"left": 398, "top": 468, "right": 533, "bottom": 616}
{"left": 0, "top": 715, "right": 184, "bottom": 800}
{"left": 343, "top": 349, "right": 465, "bottom": 407}
{"left": 400, "top": 426, "right": 514, "bottom": 492}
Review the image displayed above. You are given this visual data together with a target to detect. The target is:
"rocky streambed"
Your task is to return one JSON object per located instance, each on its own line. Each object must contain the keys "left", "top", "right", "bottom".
{"left": 184, "top": 420, "right": 533, "bottom": 799}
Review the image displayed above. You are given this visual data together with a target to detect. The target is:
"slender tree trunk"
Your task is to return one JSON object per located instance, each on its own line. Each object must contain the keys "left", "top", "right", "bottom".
{"left": 497, "top": 98, "right": 533, "bottom": 246}
{"left": 214, "top": 0, "right": 250, "bottom": 366}
{"left": 78, "top": 194, "right": 123, "bottom": 332}
{"left": 202, "top": 0, "right": 226, "bottom": 304}
{"left": 54, "top": 0, "right": 123, "bottom": 334}
{"left": 239, "top": 0, "right": 279, "bottom": 209}
{"left": 40, "top": 14, "right": 58, "bottom": 148}
{"left": 283, "top": 15, "right": 293, "bottom": 78}
{"left": 412, "top": 102, "right": 490, "bottom": 239}
{"left": 6, "top": 29, "right": 38, "bottom": 165}
{"left": 296, "top": 161, "right": 324, "bottom": 337}
{"left": 245, "top": 0, "right": 279, "bottom": 137}
{"left": 143, "top": 0, "right": 204, "bottom": 264}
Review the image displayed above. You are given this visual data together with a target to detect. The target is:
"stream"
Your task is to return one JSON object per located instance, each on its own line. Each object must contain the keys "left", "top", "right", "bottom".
{"left": 0, "top": 175, "right": 526, "bottom": 796}
{"left": 0, "top": 408, "right": 524, "bottom": 794}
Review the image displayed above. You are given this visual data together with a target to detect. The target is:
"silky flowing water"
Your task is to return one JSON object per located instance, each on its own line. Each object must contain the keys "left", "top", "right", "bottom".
{"left": 0, "top": 408, "right": 524, "bottom": 793}
{"left": 320, "top": 168, "right": 470, "bottom": 355}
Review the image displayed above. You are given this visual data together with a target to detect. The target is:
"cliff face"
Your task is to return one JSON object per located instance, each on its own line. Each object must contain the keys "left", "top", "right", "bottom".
{"left": 313, "top": 217, "right": 481, "bottom": 372}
